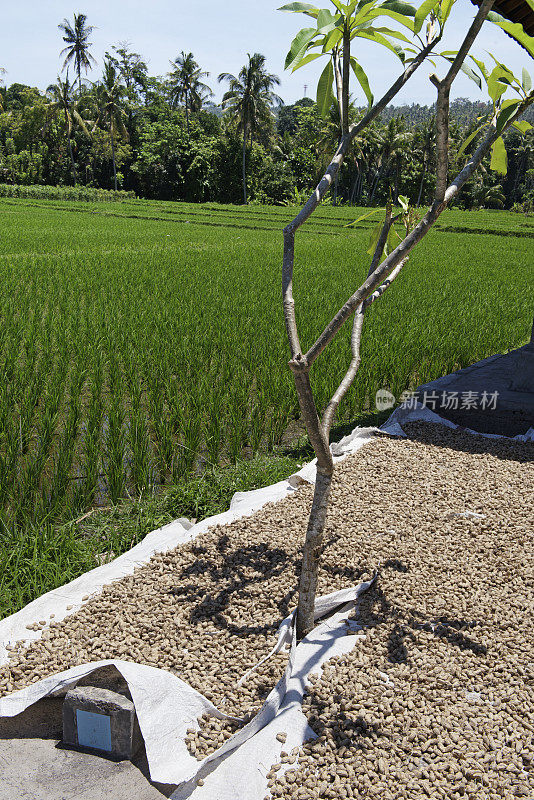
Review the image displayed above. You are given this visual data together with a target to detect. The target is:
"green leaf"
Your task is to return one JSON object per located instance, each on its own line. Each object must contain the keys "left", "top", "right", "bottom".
{"left": 369, "top": 21, "right": 413, "bottom": 38}
{"left": 523, "top": 67, "right": 532, "bottom": 93}
{"left": 513, "top": 120, "right": 533, "bottom": 134}
{"left": 285, "top": 27, "right": 317, "bottom": 70}
{"left": 490, "top": 136, "right": 508, "bottom": 175}
{"left": 317, "top": 8, "right": 339, "bottom": 33}
{"left": 379, "top": 0, "right": 416, "bottom": 16}
{"left": 469, "top": 55, "right": 488, "bottom": 82}
{"left": 293, "top": 51, "right": 323, "bottom": 70}
{"left": 345, "top": 208, "right": 384, "bottom": 227}
{"left": 350, "top": 57, "right": 374, "bottom": 108}
{"left": 459, "top": 61, "right": 482, "bottom": 89}
{"left": 440, "top": 0, "right": 455, "bottom": 24}
{"left": 369, "top": 6, "right": 415, "bottom": 29}
{"left": 413, "top": 0, "right": 438, "bottom": 33}
{"left": 278, "top": 2, "right": 320, "bottom": 14}
{"left": 397, "top": 195, "right": 409, "bottom": 211}
{"left": 487, "top": 65, "right": 510, "bottom": 102}
{"left": 367, "top": 222, "right": 383, "bottom": 254}
{"left": 351, "top": 1, "right": 379, "bottom": 25}
{"left": 355, "top": 29, "right": 406, "bottom": 60}
{"left": 457, "top": 123, "right": 486, "bottom": 157}
{"left": 495, "top": 100, "right": 521, "bottom": 135}
{"left": 441, "top": 55, "right": 482, "bottom": 88}
{"left": 386, "top": 224, "right": 398, "bottom": 255}
{"left": 487, "top": 12, "right": 534, "bottom": 60}
{"left": 330, "top": 0, "right": 345, "bottom": 10}
{"left": 316, "top": 58, "right": 335, "bottom": 116}
{"left": 322, "top": 27, "right": 343, "bottom": 51}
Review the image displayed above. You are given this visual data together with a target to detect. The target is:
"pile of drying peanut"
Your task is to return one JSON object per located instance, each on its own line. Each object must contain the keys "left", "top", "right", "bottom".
{"left": 1, "top": 423, "right": 532, "bottom": 799}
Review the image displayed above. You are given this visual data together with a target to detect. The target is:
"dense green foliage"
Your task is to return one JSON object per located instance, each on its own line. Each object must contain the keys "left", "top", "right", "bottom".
{"left": 1, "top": 42, "right": 533, "bottom": 209}
{"left": 0, "top": 183, "right": 134, "bottom": 201}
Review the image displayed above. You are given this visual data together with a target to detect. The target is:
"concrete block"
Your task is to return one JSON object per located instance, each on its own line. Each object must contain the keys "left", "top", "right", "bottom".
{"left": 63, "top": 686, "right": 142, "bottom": 760}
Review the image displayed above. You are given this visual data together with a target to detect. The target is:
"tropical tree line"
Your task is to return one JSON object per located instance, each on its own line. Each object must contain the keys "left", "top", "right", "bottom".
{"left": 0, "top": 12, "right": 533, "bottom": 209}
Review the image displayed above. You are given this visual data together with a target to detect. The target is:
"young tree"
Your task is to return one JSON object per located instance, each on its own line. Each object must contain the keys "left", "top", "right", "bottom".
{"left": 218, "top": 53, "right": 282, "bottom": 204}
{"left": 167, "top": 52, "right": 213, "bottom": 135}
{"left": 280, "top": 0, "right": 534, "bottom": 639}
{"left": 106, "top": 42, "right": 148, "bottom": 97}
{"left": 58, "top": 13, "right": 97, "bottom": 93}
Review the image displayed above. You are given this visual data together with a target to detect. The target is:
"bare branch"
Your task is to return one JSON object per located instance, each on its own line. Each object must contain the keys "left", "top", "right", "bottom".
{"left": 282, "top": 229, "right": 302, "bottom": 358}
{"left": 289, "top": 358, "right": 333, "bottom": 472}
{"left": 321, "top": 256, "right": 407, "bottom": 436}
{"left": 362, "top": 258, "right": 407, "bottom": 311}
{"left": 430, "top": 0, "right": 494, "bottom": 203}
{"left": 321, "top": 206, "right": 393, "bottom": 435}
{"left": 432, "top": 78, "right": 450, "bottom": 202}
{"left": 321, "top": 311, "right": 364, "bottom": 437}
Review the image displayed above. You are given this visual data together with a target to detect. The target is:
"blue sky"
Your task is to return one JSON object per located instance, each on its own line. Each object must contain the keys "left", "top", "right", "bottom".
{"left": 2, "top": 0, "right": 531, "bottom": 106}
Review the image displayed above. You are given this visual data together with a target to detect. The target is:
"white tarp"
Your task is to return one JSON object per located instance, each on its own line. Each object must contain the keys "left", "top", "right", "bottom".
{"left": 0, "top": 403, "right": 531, "bottom": 797}
{"left": 0, "top": 582, "right": 372, "bottom": 795}
{"left": 0, "top": 428, "right": 378, "bottom": 667}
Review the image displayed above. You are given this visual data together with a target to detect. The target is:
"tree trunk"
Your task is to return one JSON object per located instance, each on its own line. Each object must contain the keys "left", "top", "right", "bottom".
{"left": 369, "top": 164, "right": 383, "bottom": 202}
{"left": 296, "top": 466, "right": 334, "bottom": 640}
{"left": 67, "top": 136, "right": 77, "bottom": 186}
{"left": 394, "top": 155, "right": 401, "bottom": 203}
{"left": 186, "top": 93, "right": 190, "bottom": 137}
{"left": 110, "top": 128, "right": 118, "bottom": 191}
{"left": 417, "top": 159, "right": 427, "bottom": 207}
{"left": 242, "top": 129, "right": 248, "bottom": 205}
{"left": 350, "top": 164, "right": 360, "bottom": 205}
{"left": 64, "top": 106, "right": 77, "bottom": 186}
{"left": 512, "top": 150, "right": 527, "bottom": 202}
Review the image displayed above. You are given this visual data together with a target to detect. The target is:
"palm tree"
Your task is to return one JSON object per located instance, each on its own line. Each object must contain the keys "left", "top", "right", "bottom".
{"left": 93, "top": 61, "right": 128, "bottom": 190}
{"left": 46, "top": 75, "right": 91, "bottom": 185}
{"left": 167, "top": 52, "right": 213, "bottom": 135}
{"left": 317, "top": 97, "right": 357, "bottom": 204}
{"left": 58, "top": 13, "right": 97, "bottom": 93}
{"left": 369, "top": 118, "right": 410, "bottom": 203}
{"left": 218, "top": 53, "right": 281, "bottom": 204}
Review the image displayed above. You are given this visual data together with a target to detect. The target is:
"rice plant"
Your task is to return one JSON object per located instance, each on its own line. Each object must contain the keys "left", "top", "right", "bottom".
{"left": 0, "top": 195, "right": 531, "bottom": 536}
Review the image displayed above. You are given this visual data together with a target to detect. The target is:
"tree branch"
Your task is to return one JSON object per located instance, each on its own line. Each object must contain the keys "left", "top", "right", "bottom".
{"left": 289, "top": 357, "right": 333, "bottom": 472}
{"left": 441, "top": 0, "right": 495, "bottom": 91}
{"left": 282, "top": 229, "right": 302, "bottom": 358}
{"left": 432, "top": 77, "right": 450, "bottom": 202}
{"left": 282, "top": 38, "right": 442, "bottom": 364}
{"left": 333, "top": 50, "right": 344, "bottom": 123}
{"left": 430, "top": 0, "right": 494, "bottom": 203}
{"left": 342, "top": 24, "right": 351, "bottom": 136}
{"left": 283, "top": 37, "right": 441, "bottom": 239}
{"left": 305, "top": 100, "right": 531, "bottom": 366}
{"left": 321, "top": 255, "right": 407, "bottom": 437}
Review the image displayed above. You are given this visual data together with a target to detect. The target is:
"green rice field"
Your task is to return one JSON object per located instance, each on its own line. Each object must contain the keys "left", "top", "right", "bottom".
{"left": 0, "top": 196, "right": 532, "bottom": 529}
